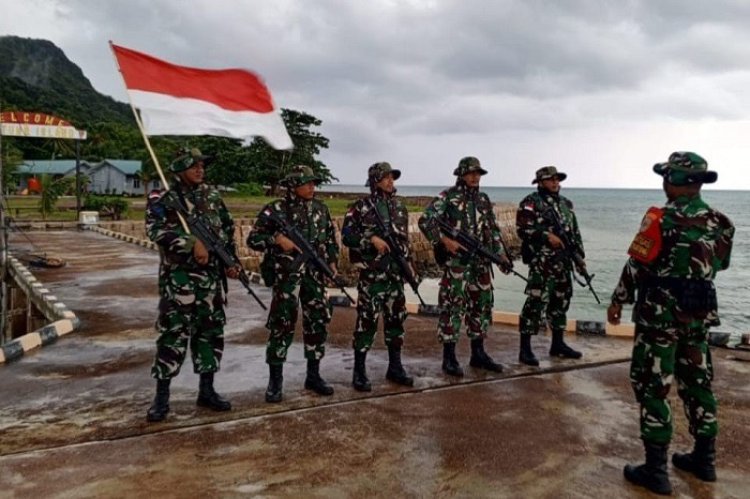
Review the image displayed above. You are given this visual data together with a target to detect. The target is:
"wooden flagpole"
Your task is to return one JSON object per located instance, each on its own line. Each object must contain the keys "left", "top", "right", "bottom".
{"left": 108, "top": 41, "right": 189, "bottom": 231}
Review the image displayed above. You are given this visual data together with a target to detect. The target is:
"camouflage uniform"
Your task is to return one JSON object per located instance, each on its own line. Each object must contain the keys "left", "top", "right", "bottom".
{"left": 342, "top": 162, "right": 414, "bottom": 390}
{"left": 516, "top": 168, "right": 583, "bottom": 334}
{"left": 342, "top": 169, "right": 409, "bottom": 352}
{"left": 419, "top": 157, "right": 505, "bottom": 375}
{"left": 147, "top": 166, "right": 234, "bottom": 379}
{"left": 248, "top": 165, "right": 339, "bottom": 402}
{"left": 516, "top": 166, "right": 585, "bottom": 365}
{"left": 248, "top": 192, "right": 337, "bottom": 365}
{"left": 145, "top": 148, "right": 234, "bottom": 422}
{"left": 612, "top": 152, "right": 734, "bottom": 493}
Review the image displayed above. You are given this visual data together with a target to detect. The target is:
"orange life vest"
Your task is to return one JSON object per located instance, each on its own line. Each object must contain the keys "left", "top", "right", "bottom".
{"left": 627, "top": 206, "right": 663, "bottom": 264}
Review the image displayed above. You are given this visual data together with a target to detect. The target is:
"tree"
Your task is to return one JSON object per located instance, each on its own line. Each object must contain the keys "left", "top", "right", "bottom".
{"left": 38, "top": 174, "right": 74, "bottom": 219}
{"left": 1, "top": 142, "right": 23, "bottom": 194}
{"left": 134, "top": 136, "right": 180, "bottom": 196}
{"left": 242, "top": 109, "right": 335, "bottom": 195}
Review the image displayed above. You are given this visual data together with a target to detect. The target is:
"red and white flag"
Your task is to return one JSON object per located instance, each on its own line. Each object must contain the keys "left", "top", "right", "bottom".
{"left": 110, "top": 43, "right": 293, "bottom": 150}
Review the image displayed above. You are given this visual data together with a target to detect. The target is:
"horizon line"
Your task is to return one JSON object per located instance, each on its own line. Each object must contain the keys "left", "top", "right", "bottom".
{"left": 321, "top": 183, "right": 748, "bottom": 192}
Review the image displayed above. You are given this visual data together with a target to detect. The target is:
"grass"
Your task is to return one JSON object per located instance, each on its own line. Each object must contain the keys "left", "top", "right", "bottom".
{"left": 3, "top": 193, "right": 426, "bottom": 221}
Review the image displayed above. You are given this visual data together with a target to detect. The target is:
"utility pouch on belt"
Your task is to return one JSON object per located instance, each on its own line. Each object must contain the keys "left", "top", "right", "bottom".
{"left": 260, "top": 254, "right": 276, "bottom": 287}
{"left": 434, "top": 242, "right": 449, "bottom": 266}
{"left": 628, "top": 207, "right": 663, "bottom": 264}
{"left": 521, "top": 240, "right": 533, "bottom": 265}
{"left": 649, "top": 276, "right": 717, "bottom": 314}
{"left": 678, "top": 279, "right": 718, "bottom": 312}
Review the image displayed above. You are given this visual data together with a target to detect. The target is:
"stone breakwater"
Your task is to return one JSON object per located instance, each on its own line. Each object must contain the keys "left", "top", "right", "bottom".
{"left": 97, "top": 204, "right": 520, "bottom": 279}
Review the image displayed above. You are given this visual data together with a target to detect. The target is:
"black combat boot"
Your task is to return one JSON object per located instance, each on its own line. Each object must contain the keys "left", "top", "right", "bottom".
{"left": 196, "top": 372, "right": 232, "bottom": 411}
{"left": 352, "top": 350, "right": 372, "bottom": 392}
{"left": 624, "top": 441, "right": 673, "bottom": 495}
{"left": 519, "top": 334, "right": 539, "bottom": 366}
{"left": 304, "top": 359, "right": 334, "bottom": 396}
{"left": 673, "top": 436, "right": 717, "bottom": 482}
{"left": 441, "top": 342, "right": 464, "bottom": 377}
{"left": 469, "top": 337, "right": 503, "bottom": 373}
{"left": 549, "top": 329, "right": 583, "bottom": 359}
{"left": 265, "top": 364, "right": 283, "bottom": 403}
{"left": 146, "top": 378, "right": 171, "bottom": 422}
{"left": 385, "top": 344, "right": 414, "bottom": 386}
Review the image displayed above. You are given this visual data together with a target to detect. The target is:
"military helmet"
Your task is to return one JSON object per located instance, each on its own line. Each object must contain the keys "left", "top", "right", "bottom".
{"left": 280, "top": 165, "right": 322, "bottom": 188}
{"left": 453, "top": 156, "right": 488, "bottom": 176}
{"left": 532, "top": 165, "right": 567, "bottom": 184}
{"left": 365, "top": 161, "right": 401, "bottom": 187}
{"left": 653, "top": 151, "right": 717, "bottom": 185}
{"left": 169, "top": 147, "right": 212, "bottom": 173}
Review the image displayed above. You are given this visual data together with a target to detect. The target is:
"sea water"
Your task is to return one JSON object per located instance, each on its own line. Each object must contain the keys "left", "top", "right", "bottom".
{"left": 321, "top": 184, "right": 749, "bottom": 333}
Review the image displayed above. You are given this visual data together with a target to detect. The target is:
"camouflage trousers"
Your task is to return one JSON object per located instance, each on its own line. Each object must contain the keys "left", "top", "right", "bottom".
{"left": 266, "top": 268, "right": 332, "bottom": 365}
{"left": 151, "top": 286, "right": 226, "bottom": 380}
{"left": 519, "top": 263, "right": 572, "bottom": 335}
{"left": 631, "top": 323, "right": 717, "bottom": 445}
{"left": 437, "top": 261, "right": 493, "bottom": 343}
{"left": 353, "top": 268, "right": 407, "bottom": 352}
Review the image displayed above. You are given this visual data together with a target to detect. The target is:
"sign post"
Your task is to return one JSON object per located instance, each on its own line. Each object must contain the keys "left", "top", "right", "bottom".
{"left": 0, "top": 111, "right": 88, "bottom": 344}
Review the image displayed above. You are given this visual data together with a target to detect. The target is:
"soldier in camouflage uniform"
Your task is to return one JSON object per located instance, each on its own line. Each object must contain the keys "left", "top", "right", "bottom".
{"left": 516, "top": 166, "right": 585, "bottom": 366}
{"left": 247, "top": 165, "right": 339, "bottom": 403}
{"left": 145, "top": 148, "right": 239, "bottom": 422}
{"left": 608, "top": 152, "right": 734, "bottom": 495}
{"left": 419, "top": 157, "right": 508, "bottom": 377}
{"left": 342, "top": 162, "right": 415, "bottom": 391}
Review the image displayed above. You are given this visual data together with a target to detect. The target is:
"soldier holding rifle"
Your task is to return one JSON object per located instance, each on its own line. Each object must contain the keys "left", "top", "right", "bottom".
{"left": 247, "top": 165, "right": 340, "bottom": 403}
{"left": 419, "top": 157, "right": 509, "bottom": 377}
{"left": 342, "top": 162, "right": 417, "bottom": 391}
{"left": 516, "top": 166, "right": 587, "bottom": 366}
{"left": 145, "top": 148, "right": 239, "bottom": 422}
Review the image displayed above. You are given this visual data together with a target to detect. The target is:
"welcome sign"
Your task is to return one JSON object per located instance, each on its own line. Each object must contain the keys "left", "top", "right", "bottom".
{"left": 0, "top": 112, "right": 87, "bottom": 140}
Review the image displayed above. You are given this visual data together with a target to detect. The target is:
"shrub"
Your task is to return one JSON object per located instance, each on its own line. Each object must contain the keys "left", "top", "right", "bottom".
{"left": 83, "top": 195, "right": 129, "bottom": 220}
{"left": 234, "top": 182, "right": 265, "bottom": 196}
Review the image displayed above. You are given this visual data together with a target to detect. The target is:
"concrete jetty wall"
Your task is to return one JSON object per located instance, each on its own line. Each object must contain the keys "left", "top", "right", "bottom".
{"left": 96, "top": 204, "right": 521, "bottom": 277}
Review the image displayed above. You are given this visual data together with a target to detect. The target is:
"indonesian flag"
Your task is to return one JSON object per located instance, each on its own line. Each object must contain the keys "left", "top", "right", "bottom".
{"left": 110, "top": 43, "right": 293, "bottom": 150}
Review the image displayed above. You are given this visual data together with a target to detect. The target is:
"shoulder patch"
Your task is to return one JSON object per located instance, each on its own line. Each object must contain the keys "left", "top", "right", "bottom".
{"left": 628, "top": 206, "right": 663, "bottom": 263}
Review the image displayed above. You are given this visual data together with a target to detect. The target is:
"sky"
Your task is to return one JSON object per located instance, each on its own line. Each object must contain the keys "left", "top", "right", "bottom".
{"left": 2, "top": 0, "right": 750, "bottom": 189}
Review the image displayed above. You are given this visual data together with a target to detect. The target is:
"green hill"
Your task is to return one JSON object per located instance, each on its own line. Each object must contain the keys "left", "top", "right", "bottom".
{"left": 0, "top": 36, "right": 132, "bottom": 128}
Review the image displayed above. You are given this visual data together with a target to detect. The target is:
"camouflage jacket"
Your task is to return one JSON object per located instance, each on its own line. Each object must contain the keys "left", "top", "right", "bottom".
{"left": 611, "top": 194, "right": 734, "bottom": 327}
{"left": 342, "top": 190, "right": 411, "bottom": 271}
{"left": 247, "top": 192, "right": 339, "bottom": 276}
{"left": 516, "top": 190, "right": 584, "bottom": 266}
{"left": 146, "top": 178, "right": 235, "bottom": 295}
{"left": 418, "top": 183, "right": 505, "bottom": 265}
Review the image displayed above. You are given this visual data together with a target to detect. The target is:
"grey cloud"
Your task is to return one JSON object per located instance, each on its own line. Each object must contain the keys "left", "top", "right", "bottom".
{"left": 3, "top": 0, "right": 750, "bottom": 188}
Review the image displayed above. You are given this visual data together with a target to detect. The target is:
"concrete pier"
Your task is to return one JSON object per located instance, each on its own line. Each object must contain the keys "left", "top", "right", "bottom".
{"left": 1, "top": 231, "right": 748, "bottom": 497}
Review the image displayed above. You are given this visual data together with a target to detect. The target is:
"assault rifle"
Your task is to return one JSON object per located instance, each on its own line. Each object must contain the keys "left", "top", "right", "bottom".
{"left": 367, "top": 199, "right": 426, "bottom": 307}
{"left": 434, "top": 217, "right": 528, "bottom": 283}
{"left": 261, "top": 209, "right": 355, "bottom": 304}
{"left": 542, "top": 205, "right": 601, "bottom": 304}
{"left": 162, "top": 191, "right": 267, "bottom": 310}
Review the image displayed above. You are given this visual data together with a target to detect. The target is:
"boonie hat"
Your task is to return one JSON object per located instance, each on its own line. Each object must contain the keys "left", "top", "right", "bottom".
{"left": 169, "top": 148, "right": 212, "bottom": 173}
{"left": 532, "top": 165, "right": 567, "bottom": 184}
{"left": 365, "top": 161, "right": 401, "bottom": 187}
{"left": 280, "top": 165, "right": 322, "bottom": 188}
{"left": 653, "top": 151, "right": 717, "bottom": 185}
{"left": 453, "top": 156, "right": 488, "bottom": 176}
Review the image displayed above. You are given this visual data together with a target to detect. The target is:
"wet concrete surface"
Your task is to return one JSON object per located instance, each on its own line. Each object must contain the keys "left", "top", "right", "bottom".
{"left": 2, "top": 231, "right": 749, "bottom": 497}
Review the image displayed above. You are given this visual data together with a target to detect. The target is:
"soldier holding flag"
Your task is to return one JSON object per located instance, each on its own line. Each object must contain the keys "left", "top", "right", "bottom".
{"left": 145, "top": 148, "right": 239, "bottom": 422}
